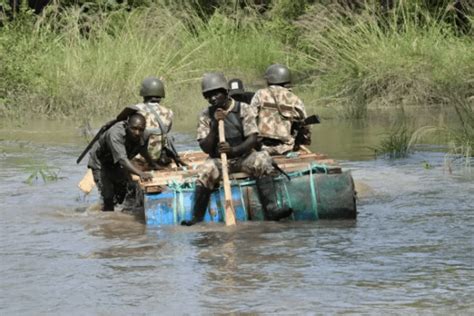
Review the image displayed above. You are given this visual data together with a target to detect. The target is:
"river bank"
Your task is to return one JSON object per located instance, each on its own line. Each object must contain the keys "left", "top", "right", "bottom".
{"left": 1, "top": 2, "right": 472, "bottom": 118}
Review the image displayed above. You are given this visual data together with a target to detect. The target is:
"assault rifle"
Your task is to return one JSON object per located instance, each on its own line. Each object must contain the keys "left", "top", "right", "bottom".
{"left": 292, "top": 114, "right": 321, "bottom": 149}
{"left": 294, "top": 114, "right": 321, "bottom": 128}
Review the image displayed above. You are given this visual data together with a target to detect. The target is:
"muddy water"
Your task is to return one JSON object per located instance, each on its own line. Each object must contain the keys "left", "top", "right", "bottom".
{"left": 1, "top": 119, "right": 473, "bottom": 315}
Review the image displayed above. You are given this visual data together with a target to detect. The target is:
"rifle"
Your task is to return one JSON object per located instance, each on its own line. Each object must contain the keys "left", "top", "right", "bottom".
{"left": 76, "top": 119, "right": 117, "bottom": 164}
{"left": 292, "top": 114, "right": 321, "bottom": 149}
{"left": 76, "top": 105, "right": 139, "bottom": 164}
{"left": 297, "top": 114, "right": 321, "bottom": 127}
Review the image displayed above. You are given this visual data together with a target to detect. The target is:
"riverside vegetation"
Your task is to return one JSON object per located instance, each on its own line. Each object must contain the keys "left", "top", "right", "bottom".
{"left": 1, "top": 0, "right": 472, "bottom": 160}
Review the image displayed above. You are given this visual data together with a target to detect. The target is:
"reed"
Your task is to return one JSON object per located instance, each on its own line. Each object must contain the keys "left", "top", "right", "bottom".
{"left": 1, "top": 1, "right": 472, "bottom": 161}
{"left": 374, "top": 124, "right": 413, "bottom": 159}
{"left": 24, "top": 164, "right": 62, "bottom": 184}
{"left": 295, "top": 2, "right": 473, "bottom": 119}
{"left": 1, "top": 3, "right": 287, "bottom": 119}
{"left": 408, "top": 95, "right": 473, "bottom": 164}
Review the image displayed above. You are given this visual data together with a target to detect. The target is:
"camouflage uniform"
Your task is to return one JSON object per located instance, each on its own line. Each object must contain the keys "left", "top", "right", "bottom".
{"left": 196, "top": 99, "right": 274, "bottom": 190}
{"left": 134, "top": 102, "right": 173, "bottom": 160}
{"left": 251, "top": 85, "right": 310, "bottom": 155}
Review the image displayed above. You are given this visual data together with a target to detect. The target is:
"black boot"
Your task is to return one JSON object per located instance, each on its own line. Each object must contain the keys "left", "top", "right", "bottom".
{"left": 256, "top": 176, "right": 293, "bottom": 221}
{"left": 102, "top": 198, "right": 115, "bottom": 212}
{"left": 181, "top": 185, "right": 212, "bottom": 226}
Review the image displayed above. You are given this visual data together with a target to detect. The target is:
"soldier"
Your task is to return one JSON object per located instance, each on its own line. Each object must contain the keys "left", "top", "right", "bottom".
{"left": 133, "top": 76, "right": 174, "bottom": 166}
{"left": 228, "top": 78, "right": 255, "bottom": 104}
{"left": 251, "top": 64, "right": 311, "bottom": 155}
{"left": 87, "top": 114, "right": 156, "bottom": 212}
{"left": 181, "top": 72, "right": 292, "bottom": 226}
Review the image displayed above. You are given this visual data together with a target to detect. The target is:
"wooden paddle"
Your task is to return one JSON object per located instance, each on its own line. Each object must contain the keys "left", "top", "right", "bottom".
{"left": 218, "top": 119, "right": 236, "bottom": 226}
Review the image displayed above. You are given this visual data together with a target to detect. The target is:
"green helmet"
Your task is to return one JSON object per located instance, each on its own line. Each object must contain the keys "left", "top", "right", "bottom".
{"left": 140, "top": 77, "right": 165, "bottom": 98}
{"left": 264, "top": 64, "right": 291, "bottom": 85}
{"left": 201, "top": 72, "right": 228, "bottom": 94}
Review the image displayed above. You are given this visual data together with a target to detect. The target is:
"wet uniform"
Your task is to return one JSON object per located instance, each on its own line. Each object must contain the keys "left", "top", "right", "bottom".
{"left": 251, "top": 85, "right": 310, "bottom": 155}
{"left": 87, "top": 121, "right": 149, "bottom": 209}
{"left": 196, "top": 99, "right": 273, "bottom": 190}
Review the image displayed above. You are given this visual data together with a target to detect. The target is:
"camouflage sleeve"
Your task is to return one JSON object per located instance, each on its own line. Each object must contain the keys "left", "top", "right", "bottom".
{"left": 250, "top": 89, "right": 262, "bottom": 109}
{"left": 160, "top": 106, "right": 173, "bottom": 130}
{"left": 196, "top": 109, "right": 211, "bottom": 141}
{"left": 296, "top": 98, "right": 307, "bottom": 120}
{"left": 240, "top": 103, "right": 258, "bottom": 136}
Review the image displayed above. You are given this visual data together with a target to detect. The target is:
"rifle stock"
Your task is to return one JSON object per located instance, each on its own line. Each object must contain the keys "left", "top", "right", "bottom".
{"left": 76, "top": 119, "right": 117, "bottom": 164}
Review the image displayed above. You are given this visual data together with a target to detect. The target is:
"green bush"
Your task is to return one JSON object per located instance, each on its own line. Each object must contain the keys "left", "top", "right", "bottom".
{"left": 294, "top": 2, "right": 473, "bottom": 118}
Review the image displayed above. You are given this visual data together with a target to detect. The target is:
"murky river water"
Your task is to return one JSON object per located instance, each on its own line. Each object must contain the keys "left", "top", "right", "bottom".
{"left": 1, "top": 119, "right": 473, "bottom": 315}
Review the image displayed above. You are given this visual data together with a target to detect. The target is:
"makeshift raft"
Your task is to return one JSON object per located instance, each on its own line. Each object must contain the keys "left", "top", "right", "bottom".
{"left": 136, "top": 151, "right": 357, "bottom": 226}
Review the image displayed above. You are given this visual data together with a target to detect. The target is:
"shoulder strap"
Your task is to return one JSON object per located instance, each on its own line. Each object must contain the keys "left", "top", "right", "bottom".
{"left": 267, "top": 86, "right": 296, "bottom": 121}
{"left": 145, "top": 103, "right": 171, "bottom": 147}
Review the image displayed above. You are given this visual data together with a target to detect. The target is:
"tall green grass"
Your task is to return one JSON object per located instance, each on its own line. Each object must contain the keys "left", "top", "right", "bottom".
{"left": 295, "top": 2, "right": 473, "bottom": 119}
{"left": 0, "top": 3, "right": 288, "bottom": 120}
{"left": 0, "top": 1, "right": 472, "bottom": 162}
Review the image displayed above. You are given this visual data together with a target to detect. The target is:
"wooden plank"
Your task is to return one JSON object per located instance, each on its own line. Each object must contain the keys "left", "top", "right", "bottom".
{"left": 175, "top": 151, "right": 328, "bottom": 167}
{"left": 132, "top": 149, "right": 339, "bottom": 187}
{"left": 137, "top": 158, "right": 340, "bottom": 188}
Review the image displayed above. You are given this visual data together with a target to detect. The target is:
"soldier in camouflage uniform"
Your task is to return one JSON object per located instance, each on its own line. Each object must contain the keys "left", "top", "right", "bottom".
{"left": 133, "top": 76, "right": 174, "bottom": 165}
{"left": 181, "top": 72, "right": 292, "bottom": 226}
{"left": 251, "top": 64, "right": 311, "bottom": 155}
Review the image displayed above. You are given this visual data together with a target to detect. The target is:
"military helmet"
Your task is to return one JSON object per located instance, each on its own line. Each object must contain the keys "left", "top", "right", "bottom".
{"left": 140, "top": 76, "right": 165, "bottom": 98}
{"left": 228, "top": 78, "right": 244, "bottom": 96}
{"left": 201, "top": 72, "right": 228, "bottom": 94}
{"left": 264, "top": 64, "right": 291, "bottom": 85}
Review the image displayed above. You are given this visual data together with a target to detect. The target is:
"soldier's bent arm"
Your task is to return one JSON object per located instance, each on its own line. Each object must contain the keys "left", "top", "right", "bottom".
{"left": 197, "top": 115, "right": 219, "bottom": 154}
{"left": 228, "top": 133, "right": 258, "bottom": 158}
{"left": 119, "top": 158, "right": 152, "bottom": 181}
{"left": 198, "top": 126, "right": 218, "bottom": 154}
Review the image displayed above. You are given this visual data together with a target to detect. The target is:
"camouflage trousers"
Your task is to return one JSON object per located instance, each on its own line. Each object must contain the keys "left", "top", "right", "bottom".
{"left": 261, "top": 142, "right": 294, "bottom": 155}
{"left": 196, "top": 151, "right": 274, "bottom": 190}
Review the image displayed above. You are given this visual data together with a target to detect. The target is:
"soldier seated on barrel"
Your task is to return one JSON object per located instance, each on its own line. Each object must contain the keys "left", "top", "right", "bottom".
{"left": 251, "top": 64, "right": 312, "bottom": 155}
{"left": 133, "top": 76, "right": 175, "bottom": 166}
{"left": 181, "top": 72, "right": 292, "bottom": 226}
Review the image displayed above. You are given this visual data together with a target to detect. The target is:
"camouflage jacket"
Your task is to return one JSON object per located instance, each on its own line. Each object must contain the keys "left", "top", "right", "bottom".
{"left": 250, "top": 85, "right": 310, "bottom": 155}
{"left": 134, "top": 102, "right": 173, "bottom": 160}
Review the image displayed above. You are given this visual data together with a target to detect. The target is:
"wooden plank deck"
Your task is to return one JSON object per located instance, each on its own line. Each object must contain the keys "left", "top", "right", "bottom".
{"left": 136, "top": 151, "right": 340, "bottom": 192}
